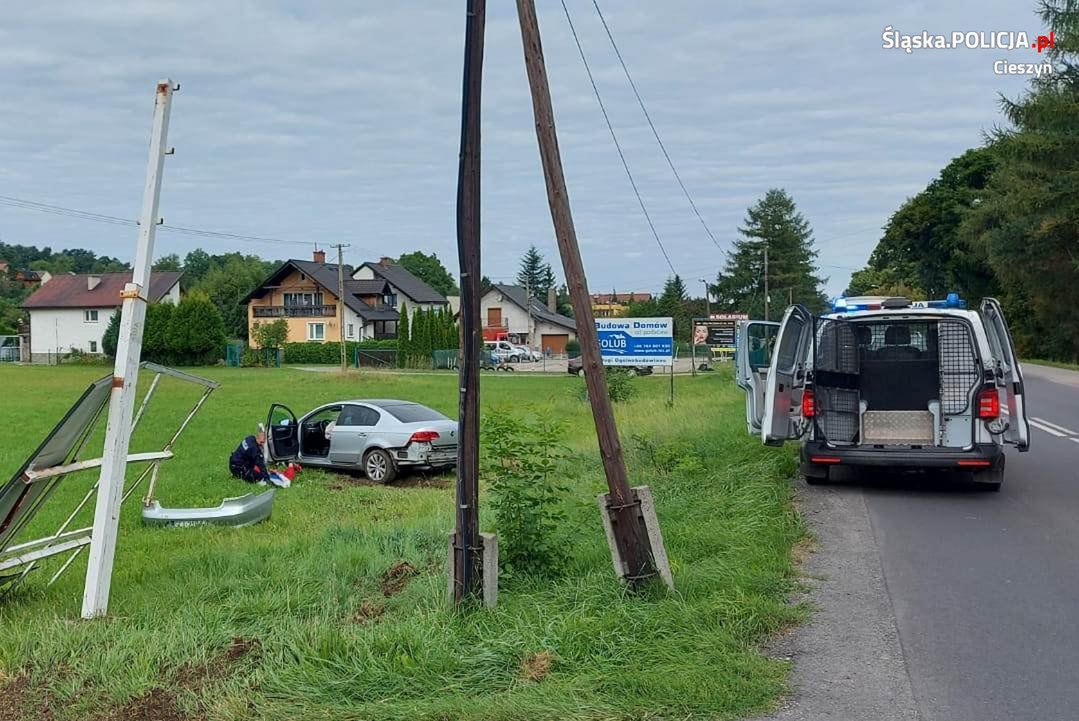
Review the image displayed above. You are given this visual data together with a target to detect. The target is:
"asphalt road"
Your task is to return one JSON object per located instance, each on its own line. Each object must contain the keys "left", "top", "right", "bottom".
{"left": 859, "top": 363, "right": 1079, "bottom": 721}
{"left": 758, "top": 363, "right": 1079, "bottom": 721}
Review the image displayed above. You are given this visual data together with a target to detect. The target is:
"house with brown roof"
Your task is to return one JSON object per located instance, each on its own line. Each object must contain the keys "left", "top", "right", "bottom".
{"left": 20, "top": 271, "right": 182, "bottom": 362}
{"left": 242, "top": 250, "right": 406, "bottom": 345}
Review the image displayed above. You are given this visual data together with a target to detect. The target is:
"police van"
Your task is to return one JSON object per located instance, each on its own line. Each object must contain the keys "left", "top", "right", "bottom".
{"left": 735, "top": 295, "right": 1030, "bottom": 490}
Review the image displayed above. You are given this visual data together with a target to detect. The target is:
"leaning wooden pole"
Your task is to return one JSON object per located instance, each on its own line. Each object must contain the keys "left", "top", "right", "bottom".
{"left": 515, "top": 0, "right": 656, "bottom": 587}
{"left": 452, "top": 0, "right": 486, "bottom": 604}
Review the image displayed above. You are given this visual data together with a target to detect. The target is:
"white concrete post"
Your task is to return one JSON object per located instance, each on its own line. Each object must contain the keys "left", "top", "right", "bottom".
{"left": 82, "top": 79, "right": 176, "bottom": 619}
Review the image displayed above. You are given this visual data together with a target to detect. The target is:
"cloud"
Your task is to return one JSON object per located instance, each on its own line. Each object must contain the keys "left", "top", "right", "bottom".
{"left": 0, "top": 0, "right": 1043, "bottom": 297}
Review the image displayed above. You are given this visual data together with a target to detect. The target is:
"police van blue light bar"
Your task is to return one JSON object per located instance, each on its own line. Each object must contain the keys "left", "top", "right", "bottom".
{"left": 833, "top": 292, "right": 965, "bottom": 313}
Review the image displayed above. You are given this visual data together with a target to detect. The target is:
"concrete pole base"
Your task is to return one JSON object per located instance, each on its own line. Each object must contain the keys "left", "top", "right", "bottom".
{"left": 447, "top": 531, "right": 499, "bottom": 608}
{"left": 597, "top": 485, "right": 674, "bottom": 590}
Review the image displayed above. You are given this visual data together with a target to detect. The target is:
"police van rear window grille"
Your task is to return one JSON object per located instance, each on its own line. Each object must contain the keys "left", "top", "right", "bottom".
{"left": 816, "top": 387, "right": 859, "bottom": 443}
{"left": 938, "top": 321, "right": 978, "bottom": 415}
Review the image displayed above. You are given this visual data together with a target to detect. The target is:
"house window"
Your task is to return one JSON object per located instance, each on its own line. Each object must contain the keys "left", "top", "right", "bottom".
{"left": 84, "top": 310, "right": 99, "bottom": 323}
{"left": 347, "top": 323, "right": 355, "bottom": 339}
{"left": 89, "top": 341, "right": 98, "bottom": 353}
{"left": 307, "top": 322, "right": 325, "bottom": 341}
{"left": 284, "top": 292, "right": 323, "bottom": 307}
{"left": 384, "top": 293, "right": 397, "bottom": 308}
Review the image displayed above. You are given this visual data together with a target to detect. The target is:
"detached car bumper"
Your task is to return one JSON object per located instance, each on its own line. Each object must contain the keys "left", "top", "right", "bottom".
{"left": 800, "top": 440, "right": 1003, "bottom": 474}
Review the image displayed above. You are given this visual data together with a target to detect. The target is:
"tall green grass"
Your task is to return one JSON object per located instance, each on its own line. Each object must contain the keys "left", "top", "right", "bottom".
{"left": 0, "top": 364, "right": 802, "bottom": 720}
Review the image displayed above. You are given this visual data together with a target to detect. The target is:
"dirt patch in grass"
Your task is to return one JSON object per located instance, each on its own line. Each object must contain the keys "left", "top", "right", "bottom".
{"left": 0, "top": 673, "right": 50, "bottom": 721}
{"left": 174, "top": 637, "right": 261, "bottom": 691}
{"left": 791, "top": 536, "right": 817, "bottom": 569}
{"left": 99, "top": 687, "right": 194, "bottom": 721}
{"left": 519, "top": 651, "right": 554, "bottom": 682}
{"left": 380, "top": 561, "right": 419, "bottom": 597}
{"left": 351, "top": 599, "right": 386, "bottom": 625}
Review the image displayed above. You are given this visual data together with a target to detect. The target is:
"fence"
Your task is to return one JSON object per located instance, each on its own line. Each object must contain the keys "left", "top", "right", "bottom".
{"left": 354, "top": 348, "right": 397, "bottom": 369}
{"left": 0, "top": 336, "right": 21, "bottom": 363}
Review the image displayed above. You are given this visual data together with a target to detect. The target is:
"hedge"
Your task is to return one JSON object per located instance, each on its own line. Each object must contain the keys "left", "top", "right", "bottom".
{"left": 283, "top": 340, "right": 397, "bottom": 364}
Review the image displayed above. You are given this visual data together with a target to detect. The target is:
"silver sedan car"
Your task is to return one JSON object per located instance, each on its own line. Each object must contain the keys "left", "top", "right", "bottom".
{"left": 264, "top": 399, "right": 457, "bottom": 483}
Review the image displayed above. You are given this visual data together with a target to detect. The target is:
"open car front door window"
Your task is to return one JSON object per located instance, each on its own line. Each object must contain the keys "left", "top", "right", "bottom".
{"left": 266, "top": 403, "right": 299, "bottom": 462}
{"left": 980, "top": 298, "right": 1030, "bottom": 451}
{"left": 736, "top": 321, "right": 780, "bottom": 434}
{"left": 762, "top": 306, "right": 813, "bottom": 446}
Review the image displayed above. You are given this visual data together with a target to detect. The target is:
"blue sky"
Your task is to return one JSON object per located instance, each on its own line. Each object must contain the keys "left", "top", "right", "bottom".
{"left": 0, "top": 1, "right": 1048, "bottom": 297}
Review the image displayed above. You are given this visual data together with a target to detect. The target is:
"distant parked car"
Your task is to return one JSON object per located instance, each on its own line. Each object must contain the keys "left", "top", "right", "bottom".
{"left": 567, "top": 356, "right": 653, "bottom": 377}
{"left": 512, "top": 344, "right": 543, "bottom": 362}
{"left": 264, "top": 399, "right": 457, "bottom": 483}
{"left": 484, "top": 340, "right": 520, "bottom": 363}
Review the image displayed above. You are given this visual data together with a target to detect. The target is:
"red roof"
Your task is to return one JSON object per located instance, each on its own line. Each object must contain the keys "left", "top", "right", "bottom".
{"left": 20, "top": 271, "right": 183, "bottom": 309}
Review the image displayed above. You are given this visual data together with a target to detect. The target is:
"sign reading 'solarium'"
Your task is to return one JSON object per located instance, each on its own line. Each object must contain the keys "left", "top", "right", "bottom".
{"left": 595, "top": 317, "right": 673, "bottom": 367}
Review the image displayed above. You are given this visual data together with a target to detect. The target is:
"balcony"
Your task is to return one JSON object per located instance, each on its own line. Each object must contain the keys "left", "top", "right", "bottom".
{"left": 253, "top": 304, "right": 337, "bottom": 318}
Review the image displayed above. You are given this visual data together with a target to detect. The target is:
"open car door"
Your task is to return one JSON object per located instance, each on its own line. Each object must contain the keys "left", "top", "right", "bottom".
{"left": 735, "top": 320, "right": 780, "bottom": 434}
{"left": 265, "top": 403, "right": 299, "bottom": 461}
{"left": 762, "top": 306, "right": 813, "bottom": 446}
{"left": 980, "top": 298, "right": 1030, "bottom": 451}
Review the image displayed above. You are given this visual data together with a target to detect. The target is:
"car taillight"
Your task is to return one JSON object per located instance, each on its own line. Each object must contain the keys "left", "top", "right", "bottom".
{"left": 801, "top": 388, "right": 816, "bottom": 418}
{"left": 977, "top": 387, "right": 1000, "bottom": 419}
{"left": 409, "top": 430, "right": 440, "bottom": 443}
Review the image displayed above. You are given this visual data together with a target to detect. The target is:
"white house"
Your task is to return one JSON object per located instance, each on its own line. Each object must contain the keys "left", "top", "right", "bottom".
{"left": 481, "top": 284, "right": 576, "bottom": 355}
{"left": 352, "top": 257, "right": 449, "bottom": 323}
{"left": 21, "top": 271, "right": 182, "bottom": 363}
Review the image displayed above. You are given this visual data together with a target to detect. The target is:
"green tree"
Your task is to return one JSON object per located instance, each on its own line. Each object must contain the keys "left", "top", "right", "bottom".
{"left": 556, "top": 284, "right": 573, "bottom": 318}
{"left": 193, "top": 254, "right": 275, "bottom": 340}
{"left": 714, "top": 189, "right": 826, "bottom": 320}
{"left": 961, "top": 0, "right": 1079, "bottom": 360}
{"left": 152, "top": 254, "right": 182, "bottom": 272}
{"left": 167, "top": 291, "right": 227, "bottom": 365}
{"left": 396, "top": 251, "right": 458, "bottom": 296}
{"left": 102, "top": 310, "right": 120, "bottom": 357}
{"left": 251, "top": 318, "right": 288, "bottom": 351}
{"left": 182, "top": 249, "right": 212, "bottom": 286}
{"left": 516, "top": 245, "right": 556, "bottom": 300}
{"left": 143, "top": 301, "right": 175, "bottom": 363}
{"left": 397, "top": 304, "right": 411, "bottom": 368}
{"left": 657, "top": 275, "right": 691, "bottom": 341}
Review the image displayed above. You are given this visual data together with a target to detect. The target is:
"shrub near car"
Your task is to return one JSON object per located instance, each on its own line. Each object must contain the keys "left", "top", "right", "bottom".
{"left": 265, "top": 400, "right": 457, "bottom": 483}
{"left": 735, "top": 295, "right": 1030, "bottom": 490}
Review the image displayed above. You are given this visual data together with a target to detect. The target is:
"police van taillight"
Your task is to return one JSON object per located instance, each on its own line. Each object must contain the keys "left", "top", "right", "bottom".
{"left": 976, "top": 387, "right": 1000, "bottom": 419}
{"left": 801, "top": 388, "right": 816, "bottom": 418}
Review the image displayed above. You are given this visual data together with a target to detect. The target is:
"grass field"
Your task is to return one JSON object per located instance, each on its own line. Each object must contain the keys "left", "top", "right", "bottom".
{"left": 0, "top": 364, "right": 803, "bottom": 721}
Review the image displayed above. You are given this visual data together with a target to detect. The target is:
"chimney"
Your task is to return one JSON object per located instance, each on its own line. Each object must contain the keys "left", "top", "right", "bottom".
{"left": 87, "top": 275, "right": 102, "bottom": 291}
{"left": 547, "top": 287, "right": 556, "bottom": 313}
{"left": 379, "top": 256, "right": 393, "bottom": 267}
{"left": 313, "top": 249, "right": 326, "bottom": 263}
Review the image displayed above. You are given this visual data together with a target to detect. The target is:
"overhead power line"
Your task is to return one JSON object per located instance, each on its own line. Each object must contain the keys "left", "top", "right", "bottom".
{"left": 0, "top": 193, "right": 314, "bottom": 247}
{"left": 558, "top": 0, "right": 677, "bottom": 277}
{"left": 589, "top": 0, "right": 723, "bottom": 255}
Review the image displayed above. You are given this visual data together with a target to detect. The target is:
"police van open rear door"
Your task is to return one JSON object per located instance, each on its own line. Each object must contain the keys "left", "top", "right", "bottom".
{"left": 735, "top": 320, "right": 780, "bottom": 434}
{"left": 763, "top": 306, "right": 813, "bottom": 446}
{"left": 980, "top": 298, "right": 1030, "bottom": 451}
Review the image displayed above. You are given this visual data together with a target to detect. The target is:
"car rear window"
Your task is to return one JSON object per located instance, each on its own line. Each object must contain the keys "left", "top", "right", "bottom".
{"left": 383, "top": 404, "right": 447, "bottom": 423}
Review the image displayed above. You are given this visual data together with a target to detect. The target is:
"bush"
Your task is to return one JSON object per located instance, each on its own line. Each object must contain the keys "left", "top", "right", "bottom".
{"left": 481, "top": 409, "right": 570, "bottom": 577}
{"left": 282, "top": 340, "right": 397, "bottom": 365}
{"left": 166, "top": 291, "right": 227, "bottom": 365}
{"left": 565, "top": 339, "right": 580, "bottom": 357}
{"left": 251, "top": 318, "right": 288, "bottom": 351}
{"left": 143, "top": 301, "right": 174, "bottom": 362}
{"left": 575, "top": 367, "right": 637, "bottom": 403}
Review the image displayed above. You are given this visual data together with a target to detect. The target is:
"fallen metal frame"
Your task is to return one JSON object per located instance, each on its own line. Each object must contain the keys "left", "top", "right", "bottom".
{"left": 0, "top": 362, "right": 219, "bottom": 595}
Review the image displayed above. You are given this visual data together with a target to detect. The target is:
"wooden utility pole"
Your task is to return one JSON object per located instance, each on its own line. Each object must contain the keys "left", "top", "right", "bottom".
{"left": 515, "top": 0, "right": 656, "bottom": 587}
{"left": 83, "top": 79, "right": 176, "bottom": 619}
{"left": 452, "top": 0, "right": 486, "bottom": 604}
{"left": 334, "top": 243, "right": 350, "bottom": 372}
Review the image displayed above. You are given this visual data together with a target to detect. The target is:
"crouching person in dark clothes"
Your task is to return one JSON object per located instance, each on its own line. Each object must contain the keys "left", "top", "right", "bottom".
{"left": 229, "top": 431, "right": 271, "bottom": 483}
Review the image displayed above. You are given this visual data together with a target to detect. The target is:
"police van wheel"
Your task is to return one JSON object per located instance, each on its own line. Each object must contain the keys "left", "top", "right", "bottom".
{"left": 364, "top": 449, "right": 397, "bottom": 484}
{"left": 802, "top": 465, "right": 831, "bottom": 485}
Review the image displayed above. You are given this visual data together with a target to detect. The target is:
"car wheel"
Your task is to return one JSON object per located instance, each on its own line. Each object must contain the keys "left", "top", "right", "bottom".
{"left": 626, "top": 368, "right": 638, "bottom": 377}
{"left": 364, "top": 448, "right": 397, "bottom": 484}
{"left": 577, "top": 368, "right": 585, "bottom": 378}
{"left": 509, "top": 355, "right": 520, "bottom": 363}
